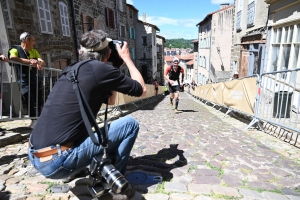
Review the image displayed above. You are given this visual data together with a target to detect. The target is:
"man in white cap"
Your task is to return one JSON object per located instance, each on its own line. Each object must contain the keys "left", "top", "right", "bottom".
{"left": 164, "top": 57, "right": 184, "bottom": 112}
{"left": 8, "top": 32, "right": 46, "bottom": 129}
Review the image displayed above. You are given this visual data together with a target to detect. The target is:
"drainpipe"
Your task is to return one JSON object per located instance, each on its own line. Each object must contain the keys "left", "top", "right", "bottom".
{"left": 208, "top": 21, "right": 212, "bottom": 83}
{"left": 70, "top": 0, "right": 79, "bottom": 61}
{"left": 115, "top": 0, "right": 119, "bottom": 40}
{"left": 262, "top": 4, "right": 270, "bottom": 74}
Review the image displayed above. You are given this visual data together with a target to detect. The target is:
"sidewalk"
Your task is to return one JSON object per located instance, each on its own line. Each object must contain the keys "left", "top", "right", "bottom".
{"left": 0, "top": 92, "right": 300, "bottom": 200}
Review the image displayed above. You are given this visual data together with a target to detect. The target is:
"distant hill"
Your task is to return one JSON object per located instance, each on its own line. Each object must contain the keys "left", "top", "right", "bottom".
{"left": 165, "top": 38, "right": 194, "bottom": 49}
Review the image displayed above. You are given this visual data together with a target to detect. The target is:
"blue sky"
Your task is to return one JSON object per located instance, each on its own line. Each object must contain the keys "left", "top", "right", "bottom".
{"left": 126, "top": 0, "right": 234, "bottom": 39}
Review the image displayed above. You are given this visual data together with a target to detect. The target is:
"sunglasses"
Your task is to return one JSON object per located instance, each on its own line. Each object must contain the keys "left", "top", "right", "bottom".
{"left": 20, "top": 32, "right": 31, "bottom": 41}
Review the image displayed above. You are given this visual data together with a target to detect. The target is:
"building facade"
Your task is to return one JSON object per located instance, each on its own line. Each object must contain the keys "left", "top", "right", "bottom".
{"left": 197, "top": 4, "right": 234, "bottom": 84}
{"left": 231, "top": 0, "right": 269, "bottom": 78}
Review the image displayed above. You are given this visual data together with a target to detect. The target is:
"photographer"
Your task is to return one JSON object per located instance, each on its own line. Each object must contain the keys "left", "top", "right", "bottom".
{"left": 27, "top": 30, "right": 146, "bottom": 195}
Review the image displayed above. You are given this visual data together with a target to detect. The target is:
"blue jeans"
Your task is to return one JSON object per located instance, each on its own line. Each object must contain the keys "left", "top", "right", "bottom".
{"left": 28, "top": 116, "right": 139, "bottom": 179}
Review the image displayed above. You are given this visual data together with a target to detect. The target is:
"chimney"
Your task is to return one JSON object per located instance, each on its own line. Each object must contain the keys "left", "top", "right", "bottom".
{"left": 142, "top": 13, "right": 147, "bottom": 22}
{"left": 220, "top": 3, "right": 229, "bottom": 9}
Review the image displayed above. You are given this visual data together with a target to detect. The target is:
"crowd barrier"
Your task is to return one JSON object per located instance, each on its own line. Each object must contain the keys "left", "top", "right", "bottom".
{"left": 188, "top": 69, "right": 300, "bottom": 145}
{"left": 0, "top": 60, "right": 164, "bottom": 122}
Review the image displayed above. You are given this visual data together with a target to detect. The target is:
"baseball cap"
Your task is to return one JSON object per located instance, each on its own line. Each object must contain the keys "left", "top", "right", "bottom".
{"left": 173, "top": 57, "right": 179, "bottom": 62}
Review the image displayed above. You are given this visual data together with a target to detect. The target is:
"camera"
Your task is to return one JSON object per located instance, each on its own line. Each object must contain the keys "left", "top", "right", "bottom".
{"left": 107, "top": 40, "right": 124, "bottom": 69}
{"left": 87, "top": 155, "right": 135, "bottom": 199}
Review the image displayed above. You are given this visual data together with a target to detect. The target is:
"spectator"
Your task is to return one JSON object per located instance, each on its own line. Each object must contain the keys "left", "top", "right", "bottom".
{"left": 233, "top": 72, "right": 239, "bottom": 79}
{"left": 154, "top": 79, "right": 159, "bottom": 96}
{"left": 8, "top": 32, "right": 45, "bottom": 129}
{"left": 0, "top": 54, "right": 8, "bottom": 62}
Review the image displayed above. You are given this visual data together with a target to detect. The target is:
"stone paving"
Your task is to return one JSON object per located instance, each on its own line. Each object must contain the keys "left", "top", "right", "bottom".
{"left": 0, "top": 92, "right": 300, "bottom": 200}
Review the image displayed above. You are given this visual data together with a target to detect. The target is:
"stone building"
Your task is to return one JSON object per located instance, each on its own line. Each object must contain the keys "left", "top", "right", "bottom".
{"left": 156, "top": 34, "right": 165, "bottom": 85}
{"left": 196, "top": 4, "right": 234, "bottom": 84}
{"left": 135, "top": 13, "right": 160, "bottom": 84}
{"left": 2, "top": 0, "right": 78, "bottom": 69}
{"left": 231, "top": 0, "right": 269, "bottom": 78}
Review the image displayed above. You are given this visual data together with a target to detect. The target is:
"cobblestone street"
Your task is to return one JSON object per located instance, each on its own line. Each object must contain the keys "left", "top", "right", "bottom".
{"left": 0, "top": 92, "right": 300, "bottom": 200}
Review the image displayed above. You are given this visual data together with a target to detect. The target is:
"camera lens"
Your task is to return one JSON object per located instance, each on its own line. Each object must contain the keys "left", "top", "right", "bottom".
{"left": 101, "top": 164, "right": 128, "bottom": 194}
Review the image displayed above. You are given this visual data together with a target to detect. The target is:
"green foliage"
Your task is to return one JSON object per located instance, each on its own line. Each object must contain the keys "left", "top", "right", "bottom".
{"left": 165, "top": 38, "right": 194, "bottom": 48}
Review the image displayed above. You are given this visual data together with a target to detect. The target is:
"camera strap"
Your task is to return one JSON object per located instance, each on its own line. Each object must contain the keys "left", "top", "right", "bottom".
{"left": 64, "top": 59, "right": 109, "bottom": 147}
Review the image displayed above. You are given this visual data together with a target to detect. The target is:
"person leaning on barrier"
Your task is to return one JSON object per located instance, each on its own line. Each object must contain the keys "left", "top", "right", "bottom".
{"left": 8, "top": 32, "right": 46, "bottom": 129}
{"left": 27, "top": 30, "right": 146, "bottom": 197}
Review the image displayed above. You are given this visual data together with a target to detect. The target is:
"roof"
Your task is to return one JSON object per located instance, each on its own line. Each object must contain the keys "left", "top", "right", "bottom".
{"left": 157, "top": 34, "right": 166, "bottom": 42}
{"left": 196, "top": 5, "right": 234, "bottom": 26}
{"left": 126, "top": 4, "right": 138, "bottom": 12}
{"left": 138, "top": 20, "right": 160, "bottom": 31}
{"left": 186, "top": 60, "right": 194, "bottom": 65}
{"left": 180, "top": 53, "right": 194, "bottom": 61}
{"left": 164, "top": 56, "right": 174, "bottom": 62}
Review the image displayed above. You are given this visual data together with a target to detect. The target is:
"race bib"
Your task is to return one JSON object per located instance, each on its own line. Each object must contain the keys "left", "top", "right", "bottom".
{"left": 171, "top": 81, "right": 178, "bottom": 86}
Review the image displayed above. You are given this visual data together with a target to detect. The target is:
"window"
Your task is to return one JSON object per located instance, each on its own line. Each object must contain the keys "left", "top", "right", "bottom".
{"left": 37, "top": 0, "right": 53, "bottom": 34}
{"left": 269, "top": 24, "right": 300, "bottom": 73}
{"left": 129, "top": 27, "right": 136, "bottom": 39}
{"left": 105, "top": 8, "right": 115, "bottom": 29}
{"left": 59, "top": 2, "right": 70, "bottom": 36}
{"left": 247, "top": 1, "right": 255, "bottom": 28}
{"left": 120, "top": 24, "right": 126, "bottom": 37}
{"left": 236, "top": 10, "right": 242, "bottom": 32}
{"left": 82, "top": 14, "right": 94, "bottom": 32}
{"left": 1, "top": 0, "right": 12, "bottom": 29}
{"left": 129, "top": 8, "right": 133, "bottom": 19}
{"left": 142, "top": 36, "right": 147, "bottom": 45}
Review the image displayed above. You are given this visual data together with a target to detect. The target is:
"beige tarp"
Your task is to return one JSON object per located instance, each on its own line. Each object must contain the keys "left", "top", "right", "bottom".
{"left": 223, "top": 78, "right": 257, "bottom": 114}
{"left": 210, "top": 83, "right": 224, "bottom": 105}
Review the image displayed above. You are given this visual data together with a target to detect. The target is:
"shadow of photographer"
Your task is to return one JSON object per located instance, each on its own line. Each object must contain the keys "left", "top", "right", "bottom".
{"left": 125, "top": 143, "right": 187, "bottom": 193}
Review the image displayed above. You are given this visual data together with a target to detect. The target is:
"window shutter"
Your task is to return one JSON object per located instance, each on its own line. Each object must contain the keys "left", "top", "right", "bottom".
{"left": 130, "top": 27, "right": 132, "bottom": 38}
{"left": 132, "top": 47, "right": 135, "bottom": 60}
{"left": 105, "top": 8, "right": 109, "bottom": 27}
{"left": 133, "top": 29, "right": 136, "bottom": 39}
{"left": 37, "top": 0, "right": 53, "bottom": 34}
{"left": 1, "top": 0, "right": 12, "bottom": 28}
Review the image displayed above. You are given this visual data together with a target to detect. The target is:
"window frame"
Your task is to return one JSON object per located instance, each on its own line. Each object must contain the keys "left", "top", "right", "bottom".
{"left": 105, "top": 7, "right": 116, "bottom": 29}
{"left": 59, "top": 2, "right": 70, "bottom": 37}
{"left": 37, "top": 0, "right": 53, "bottom": 34}
{"left": 268, "top": 24, "right": 300, "bottom": 81}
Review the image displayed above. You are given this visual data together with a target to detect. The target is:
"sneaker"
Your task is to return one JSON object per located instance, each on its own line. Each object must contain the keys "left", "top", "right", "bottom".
{"left": 174, "top": 109, "right": 178, "bottom": 113}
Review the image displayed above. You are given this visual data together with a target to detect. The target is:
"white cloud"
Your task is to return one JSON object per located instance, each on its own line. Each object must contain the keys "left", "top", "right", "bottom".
{"left": 139, "top": 16, "right": 198, "bottom": 28}
{"left": 211, "top": 0, "right": 234, "bottom": 4}
{"left": 126, "top": 0, "right": 134, "bottom": 5}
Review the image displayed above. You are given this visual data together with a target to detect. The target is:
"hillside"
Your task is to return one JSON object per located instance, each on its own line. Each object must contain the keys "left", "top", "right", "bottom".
{"left": 165, "top": 38, "right": 194, "bottom": 49}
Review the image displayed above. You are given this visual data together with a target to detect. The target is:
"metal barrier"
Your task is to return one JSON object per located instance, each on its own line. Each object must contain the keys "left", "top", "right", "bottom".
{"left": 0, "top": 60, "right": 61, "bottom": 121}
{"left": 247, "top": 68, "right": 300, "bottom": 143}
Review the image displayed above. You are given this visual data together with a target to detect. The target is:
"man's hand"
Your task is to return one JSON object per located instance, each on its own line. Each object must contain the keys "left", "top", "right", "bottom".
{"left": 0, "top": 55, "right": 8, "bottom": 62}
{"left": 29, "top": 59, "right": 42, "bottom": 70}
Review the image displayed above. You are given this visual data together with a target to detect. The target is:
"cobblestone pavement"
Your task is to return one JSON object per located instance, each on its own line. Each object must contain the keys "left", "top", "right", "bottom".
{"left": 0, "top": 92, "right": 300, "bottom": 200}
